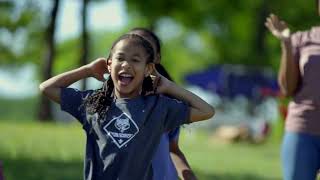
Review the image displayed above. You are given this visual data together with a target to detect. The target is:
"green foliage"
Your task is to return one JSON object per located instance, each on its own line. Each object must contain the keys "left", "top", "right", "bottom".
{"left": 160, "top": 31, "right": 215, "bottom": 83}
{"left": 1, "top": 0, "right": 319, "bottom": 89}
{"left": 125, "top": 0, "right": 319, "bottom": 71}
{"left": 54, "top": 30, "right": 126, "bottom": 74}
{"left": 0, "top": 0, "right": 45, "bottom": 64}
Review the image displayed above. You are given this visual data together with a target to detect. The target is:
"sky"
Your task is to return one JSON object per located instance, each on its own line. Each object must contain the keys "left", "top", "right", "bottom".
{"left": 0, "top": 0, "right": 127, "bottom": 98}
{"left": 56, "top": 0, "right": 127, "bottom": 41}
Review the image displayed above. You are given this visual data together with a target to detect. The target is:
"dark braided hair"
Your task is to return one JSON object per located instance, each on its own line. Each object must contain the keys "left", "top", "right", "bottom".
{"left": 83, "top": 34, "right": 155, "bottom": 126}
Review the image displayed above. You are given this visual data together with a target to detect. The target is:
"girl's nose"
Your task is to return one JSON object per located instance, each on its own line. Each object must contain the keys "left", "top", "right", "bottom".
{"left": 121, "top": 60, "right": 131, "bottom": 69}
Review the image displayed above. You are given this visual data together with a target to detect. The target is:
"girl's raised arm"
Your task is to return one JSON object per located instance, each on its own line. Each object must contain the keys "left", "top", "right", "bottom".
{"left": 153, "top": 68, "right": 215, "bottom": 123}
{"left": 39, "top": 58, "right": 108, "bottom": 104}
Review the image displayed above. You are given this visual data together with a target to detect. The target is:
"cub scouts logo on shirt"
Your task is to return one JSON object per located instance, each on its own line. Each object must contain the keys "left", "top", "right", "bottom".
{"left": 115, "top": 118, "right": 130, "bottom": 133}
{"left": 103, "top": 113, "right": 139, "bottom": 148}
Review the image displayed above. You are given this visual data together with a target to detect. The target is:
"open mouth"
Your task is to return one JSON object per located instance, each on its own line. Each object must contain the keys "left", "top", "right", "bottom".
{"left": 118, "top": 73, "right": 134, "bottom": 86}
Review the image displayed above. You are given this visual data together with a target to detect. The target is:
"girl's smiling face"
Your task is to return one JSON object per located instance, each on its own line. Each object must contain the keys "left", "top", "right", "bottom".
{"left": 108, "top": 38, "right": 153, "bottom": 99}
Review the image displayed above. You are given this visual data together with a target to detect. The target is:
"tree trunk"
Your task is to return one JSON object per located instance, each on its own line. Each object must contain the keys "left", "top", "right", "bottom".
{"left": 38, "top": 0, "right": 60, "bottom": 121}
{"left": 80, "top": 0, "right": 89, "bottom": 90}
{"left": 253, "top": 0, "right": 268, "bottom": 65}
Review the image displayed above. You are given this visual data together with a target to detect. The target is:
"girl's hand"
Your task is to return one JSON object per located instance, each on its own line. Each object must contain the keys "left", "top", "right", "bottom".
{"left": 86, "top": 58, "right": 109, "bottom": 81}
{"left": 150, "top": 66, "right": 172, "bottom": 94}
{"left": 265, "top": 14, "right": 291, "bottom": 41}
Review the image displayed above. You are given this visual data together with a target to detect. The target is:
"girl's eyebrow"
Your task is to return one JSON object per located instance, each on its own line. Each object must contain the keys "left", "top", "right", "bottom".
{"left": 115, "top": 52, "right": 125, "bottom": 56}
{"left": 114, "top": 52, "right": 142, "bottom": 58}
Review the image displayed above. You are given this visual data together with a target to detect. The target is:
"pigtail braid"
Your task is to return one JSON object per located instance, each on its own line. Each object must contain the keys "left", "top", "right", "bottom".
{"left": 83, "top": 77, "right": 114, "bottom": 125}
{"left": 141, "top": 76, "right": 154, "bottom": 95}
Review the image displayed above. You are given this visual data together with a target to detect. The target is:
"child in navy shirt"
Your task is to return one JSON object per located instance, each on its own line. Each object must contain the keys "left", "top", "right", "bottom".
{"left": 39, "top": 33, "right": 214, "bottom": 180}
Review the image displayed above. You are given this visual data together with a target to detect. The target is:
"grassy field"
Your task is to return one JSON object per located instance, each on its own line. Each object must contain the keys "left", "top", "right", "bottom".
{"left": 0, "top": 120, "right": 283, "bottom": 180}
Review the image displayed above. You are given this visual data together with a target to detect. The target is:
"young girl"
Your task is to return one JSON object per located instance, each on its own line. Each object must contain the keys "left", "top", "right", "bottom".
{"left": 128, "top": 27, "right": 197, "bottom": 180}
{"left": 39, "top": 33, "right": 214, "bottom": 180}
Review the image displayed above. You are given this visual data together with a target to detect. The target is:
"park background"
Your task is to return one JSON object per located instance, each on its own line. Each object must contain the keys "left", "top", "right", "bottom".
{"left": 0, "top": 0, "right": 319, "bottom": 179}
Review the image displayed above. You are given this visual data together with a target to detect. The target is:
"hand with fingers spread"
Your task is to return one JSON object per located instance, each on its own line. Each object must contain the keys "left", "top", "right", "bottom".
{"left": 87, "top": 58, "right": 109, "bottom": 82}
{"left": 265, "top": 14, "right": 291, "bottom": 41}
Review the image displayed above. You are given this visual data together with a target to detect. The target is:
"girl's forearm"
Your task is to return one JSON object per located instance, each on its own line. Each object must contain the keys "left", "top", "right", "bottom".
{"left": 39, "top": 65, "right": 92, "bottom": 103}
{"left": 42, "top": 65, "right": 91, "bottom": 88}
{"left": 165, "top": 82, "right": 215, "bottom": 122}
{"left": 278, "top": 39, "right": 300, "bottom": 97}
{"left": 170, "top": 144, "right": 197, "bottom": 180}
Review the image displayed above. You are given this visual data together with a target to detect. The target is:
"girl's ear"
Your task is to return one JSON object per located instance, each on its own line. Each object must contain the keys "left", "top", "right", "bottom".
{"left": 145, "top": 63, "right": 155, "bottom": 77}
{"left": 107, "top": 59, "right": 112, "bottom": 73}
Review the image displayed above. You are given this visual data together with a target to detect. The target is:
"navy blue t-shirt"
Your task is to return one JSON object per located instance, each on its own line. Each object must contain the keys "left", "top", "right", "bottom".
{"left": 152, "top": 128, "right": 180, "bottom": 180}
{"left": 60, "top": 88, "right": 190, "bottom": 180}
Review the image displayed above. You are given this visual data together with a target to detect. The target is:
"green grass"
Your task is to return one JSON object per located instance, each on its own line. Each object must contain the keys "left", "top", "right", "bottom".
{"left": 0, "top": 98, "right": 38, "bottom": 121}
{"left": 0, "top": 120, "right": 283, "bottom": 180}
{"left": 179, "top": 131, "right": 282, "bottom": 180}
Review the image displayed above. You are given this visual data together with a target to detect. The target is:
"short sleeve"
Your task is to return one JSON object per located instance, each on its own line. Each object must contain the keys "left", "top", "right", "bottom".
{"left": 291, "top": 31, "right": 303, "bottom": 63}
{"left": 168, "top": 127, "right": 180, "bottom": 142}
{"left": 162, "top": 96, "right": 190, "bottom": 130}
{"left": 60, "top": 87, "right": 93, "bottom": 124}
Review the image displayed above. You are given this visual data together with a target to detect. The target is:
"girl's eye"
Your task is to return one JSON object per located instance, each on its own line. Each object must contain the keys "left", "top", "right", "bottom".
{"left": 133, "top": 59, "right": 140, "bottom": 62}
{"left": 116, "top": 57, "right": 124, "bottom": 61}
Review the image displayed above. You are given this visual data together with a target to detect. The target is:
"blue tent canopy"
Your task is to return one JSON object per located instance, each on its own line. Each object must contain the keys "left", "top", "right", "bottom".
{"left": 185, "top": 65, "right": 279, "bottom": 99}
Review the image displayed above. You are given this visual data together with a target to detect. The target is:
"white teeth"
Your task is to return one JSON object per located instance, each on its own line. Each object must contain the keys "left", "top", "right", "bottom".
{"left": 119, "top": 73, "right": 133, "bottom": 77}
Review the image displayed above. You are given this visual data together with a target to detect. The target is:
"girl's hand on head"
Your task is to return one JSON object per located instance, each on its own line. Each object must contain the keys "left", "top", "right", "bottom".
{"left": 265, "top": 14, "right": 291, "bottom": 41}
{"left": 87, "top": 58, "right": 109, "bottom": 81}
{"left": 150, "top": 66, "right": 172, "bottom": 94}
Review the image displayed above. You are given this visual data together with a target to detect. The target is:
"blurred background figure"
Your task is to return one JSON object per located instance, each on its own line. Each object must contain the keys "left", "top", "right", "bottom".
{"left": 265, "top": 1, "right": 320, "bottom": 179}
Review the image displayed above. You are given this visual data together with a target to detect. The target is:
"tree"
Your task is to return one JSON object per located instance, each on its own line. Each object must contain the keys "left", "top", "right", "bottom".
{"left": 125, "top": 0, "right": 317, "bottom": 70}
{"left": 0, "top": 0, "right": 16, "bottom": 62}
{"left": 38, "top": 0, "right": 60, "bottom": 121}
{"left": 0, "top": 0, "right": 43, "bottom": 64}
{"left": 80, "top": 0, "right": 90, "bottom": 90}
